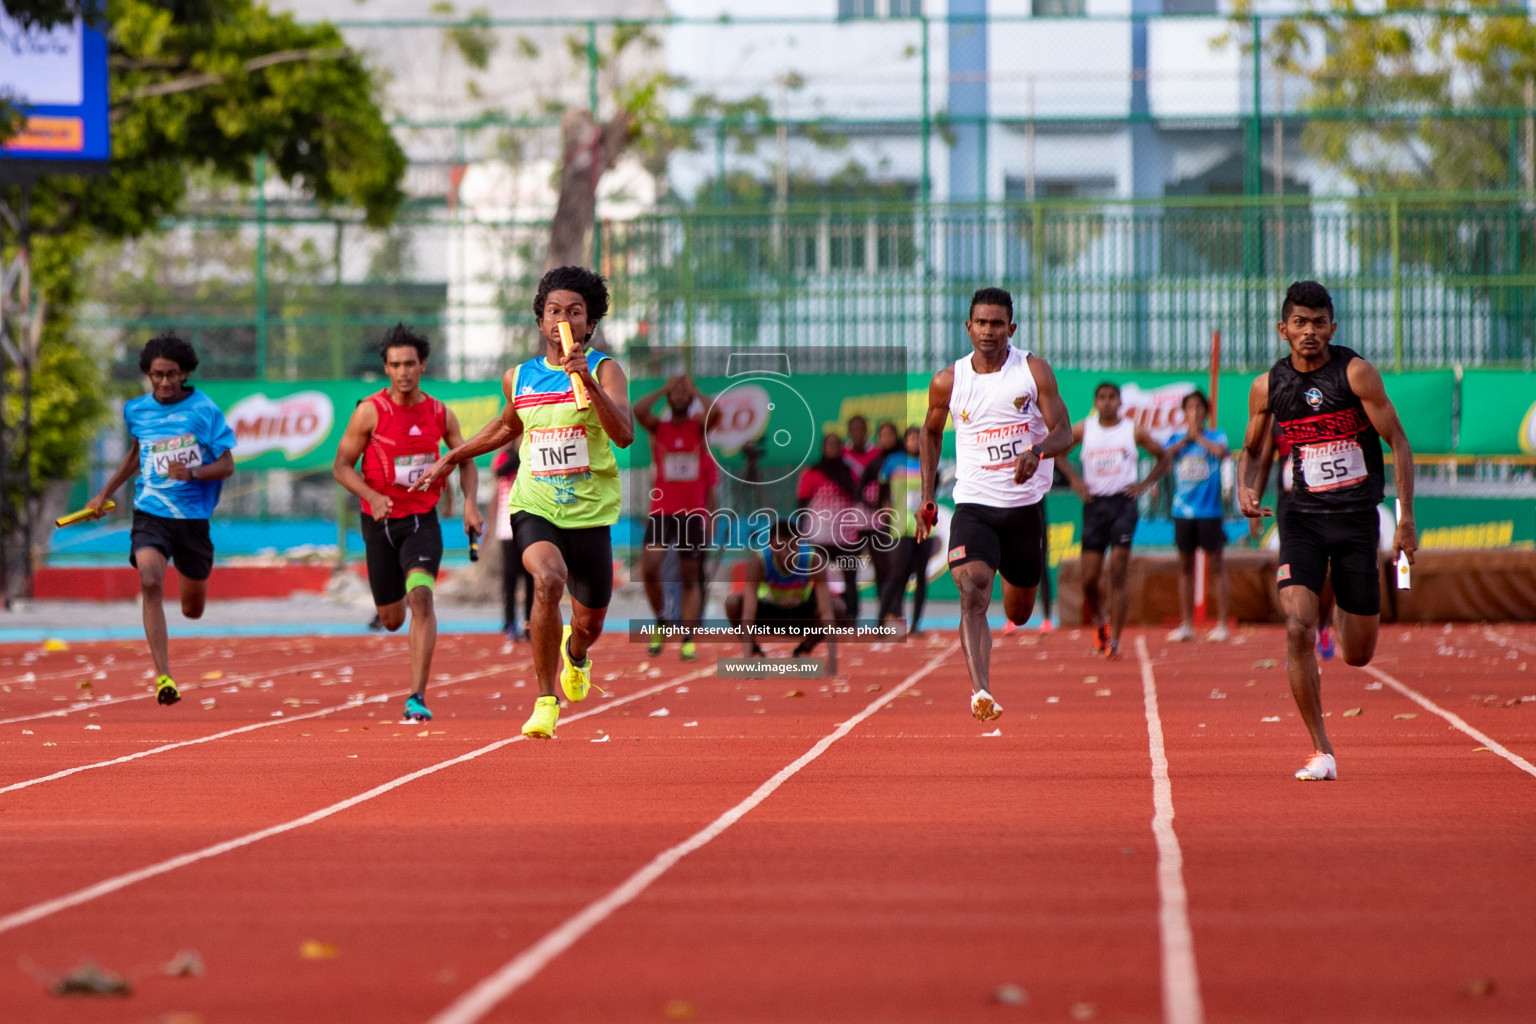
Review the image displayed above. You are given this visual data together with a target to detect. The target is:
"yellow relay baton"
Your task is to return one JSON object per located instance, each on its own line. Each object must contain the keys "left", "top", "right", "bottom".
{"left": 56, "top": 500, "right": 115, "bottom": 527}
{"left": 556, "top": 321, "right": 592, "bottom": 411}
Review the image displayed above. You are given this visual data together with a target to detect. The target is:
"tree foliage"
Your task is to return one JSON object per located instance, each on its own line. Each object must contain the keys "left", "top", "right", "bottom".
{"left": 1238, "top": 0, "right": 1536, "bottom": 193}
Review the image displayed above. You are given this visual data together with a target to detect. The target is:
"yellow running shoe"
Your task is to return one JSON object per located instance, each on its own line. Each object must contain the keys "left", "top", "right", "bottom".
{"left": 679, "top": 639, "right": 697, "bottom": 662}
{"left": 155, "top": 674, "right": 180, "bottom": 706}
{"left": 559, "top": 625, "right": 591, "bottom": 702}
{"left": 522, "top": 695, "right": 559, "bottom": 738}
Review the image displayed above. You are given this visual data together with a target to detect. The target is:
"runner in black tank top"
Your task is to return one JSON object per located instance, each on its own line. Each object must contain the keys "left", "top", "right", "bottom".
{"left": 1236, "top": 281, "right": 1419, "bottom": 782}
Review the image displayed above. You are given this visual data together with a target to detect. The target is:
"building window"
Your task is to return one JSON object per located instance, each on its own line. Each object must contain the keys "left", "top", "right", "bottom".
{"left": 838, "top": 0, "right": 922, "bottom": 18}
{"left": 1031, "top": 0, "right": 1085, "bottom": 16}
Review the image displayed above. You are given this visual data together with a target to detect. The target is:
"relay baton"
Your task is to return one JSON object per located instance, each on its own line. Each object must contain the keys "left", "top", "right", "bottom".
{"left": 1394, "top": 498, "right": 1410, "bottom": 590}
{"left": 468, "top": 527, "right": 481, "bottom": 563}
{"left": 556, "top": 321, "right": 592, "bottom": 411}
{"left": 918, "top": 502, "right": 938, "bottom": 531}
{"left": 55, "top": 501, "right": 114, "bottom": 527}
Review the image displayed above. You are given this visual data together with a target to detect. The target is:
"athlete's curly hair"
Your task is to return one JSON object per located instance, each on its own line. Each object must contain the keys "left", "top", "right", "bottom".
{"left": 533, "top": 266, "right": 610, "bottom": 330}
{"left": 138, "top": 334, "right": 199, "bottom": 374}
{"left": 378, "top": 323, "right": 430, "bottom": 364}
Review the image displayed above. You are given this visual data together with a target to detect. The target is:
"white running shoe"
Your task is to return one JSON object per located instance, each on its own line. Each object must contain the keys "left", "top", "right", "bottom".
{"left": 1207, "top": 623, "right": 1230, "bottom": 643}
{"left": 970, "top": 690, "right": 1003, "bottom": 722}
{"left": 1167, "top": 623, "right": 1195, "bottom": 642}
{"left": 1294, "top": 753, "right": 1338, "bottom": 781}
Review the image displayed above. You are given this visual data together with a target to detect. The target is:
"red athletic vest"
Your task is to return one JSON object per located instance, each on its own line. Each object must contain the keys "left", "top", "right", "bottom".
{"left": 360, "top": 390, "right": 448, "bottom": 518}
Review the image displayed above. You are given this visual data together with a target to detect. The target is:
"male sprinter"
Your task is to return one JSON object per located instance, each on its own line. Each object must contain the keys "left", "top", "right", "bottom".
{"left": 1057, "top": 382, "right": 1168, "bottom": 659}
{"left": 416, "top": 266, "right": 634, "bottom": 739}
{"left": 86, "top": 334, "right": 236, "bottom": 706}
{"left": 916, "top": 286, "right": 1073, "bottom": 721}
{"left": 724, "top": 518, "right": 840, "bottom": 672}
{"left": 333, "top": 325, "right": 480, "bottom": 723}
{"left": 635, "top": 372, "right": 717, "bottom": 662}
{"left": 1238, "top": 280, "right": 1417, "bottom": 781}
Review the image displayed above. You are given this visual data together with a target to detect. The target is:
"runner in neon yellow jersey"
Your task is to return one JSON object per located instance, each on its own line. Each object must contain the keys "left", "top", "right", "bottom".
{"left": 416, "top": 267, "right": 635, "bottom": 739}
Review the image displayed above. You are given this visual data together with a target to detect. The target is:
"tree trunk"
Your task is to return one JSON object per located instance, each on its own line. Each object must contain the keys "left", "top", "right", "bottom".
{"left": 543, "top": 108, "right": 633, "bottom": 272}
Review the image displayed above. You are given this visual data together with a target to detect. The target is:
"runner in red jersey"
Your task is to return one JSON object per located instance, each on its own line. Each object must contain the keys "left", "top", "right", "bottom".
{"left": 635, "top": 373, "right": 718, "bottom": 662}
{"left": 333, "top": 325, "right": 480, "bottom": 722}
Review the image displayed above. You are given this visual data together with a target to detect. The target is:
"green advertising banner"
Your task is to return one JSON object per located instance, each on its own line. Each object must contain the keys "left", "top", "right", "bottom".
{"left": 198, "top": 380, "right": 506, "bottom": 472}
{"left": 1456, "top": 370, "right": 1536, "bottom": 455}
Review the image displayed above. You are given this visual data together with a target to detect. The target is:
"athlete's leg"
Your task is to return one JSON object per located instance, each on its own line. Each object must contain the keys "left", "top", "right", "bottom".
{"left": 567, "top": 596, "right": 607, "bottom": 665}
{"left": 1175, "top": 547, "right": 1197, "bottom": 628}
{"left": 678, "top": 553, "right": 703, "bottom": 633}
{"left": 374, "top": 599, "right": 407, "bottom": 632}
{"left": 1280, "top": 584, "right": 1332, "bottom": 756}
{"left": 179, "top": 577, "right": 207, "bottom": 620}
{"left": 952, "top": 559, "right": 996, "bottom": 694}
{"left": 1001, "top": 581, "right": 1038, "bottom": 627}
{"left": 1208, "top": 547, "right": 1231, "bottom": 627}
{"left": 1335, "top": 609, "right": 1379, "bottom": 667}
{"left": 723, "top": 592, "right": 743, "bottom": 626}
{"left": 522, "top": 540, "right": 570, "bottom": 699}
{"left": 135, "top": 547, "right": 173, "bottom": 678}
{"left": 405, "top": 574, "right": 437, "bottom": 698}
{"left": 641, "top": 545, "right": 667, "bottom": 621}
{"left": 1106, "top": 544, "right": 1132, "bottom": 645}
{"left": 1079, "top": 549, "right": 1106, "bottom": 624}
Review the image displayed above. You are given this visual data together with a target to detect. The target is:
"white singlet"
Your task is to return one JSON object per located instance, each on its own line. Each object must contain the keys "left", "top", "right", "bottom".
{"left": 1081, "top": 416, "right": 1139, "bottom": 497}
{"left": 949, "top": 345, "right": 1053, "bottom": 508}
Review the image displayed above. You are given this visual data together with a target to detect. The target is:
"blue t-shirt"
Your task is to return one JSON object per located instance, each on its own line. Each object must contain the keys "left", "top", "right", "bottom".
{"left": 124, "top": 388, "right": 237, "bottom": 520}
{"left": 879, "top": 452, "right": 924, "bottom": 536}
{"left": 1167, "top": 428, "right": 1227, "bottom": 520}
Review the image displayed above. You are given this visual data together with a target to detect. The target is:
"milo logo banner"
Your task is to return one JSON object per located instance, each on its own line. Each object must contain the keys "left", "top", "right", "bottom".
{"left": 197, "top": 381, "right": 505, "bottom": 471}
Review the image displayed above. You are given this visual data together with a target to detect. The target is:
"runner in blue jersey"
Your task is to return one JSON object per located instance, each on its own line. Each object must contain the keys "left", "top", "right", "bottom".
{"left": 86, "top": 335, "right": 236, "bottom": 706}
{"left": 1164, "top": 389, "right": 1231, "bottom": 642}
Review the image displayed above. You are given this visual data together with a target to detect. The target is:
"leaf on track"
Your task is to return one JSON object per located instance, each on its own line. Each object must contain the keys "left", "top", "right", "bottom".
{"left": 299, "top": 940, "right": 338, "bottom": 960}
{"left": 1393, "top": 713, "right": 1418, "bottom": 720}
{"left": 1253, "top": 659, "right": 1279, "bottom": 669}
{"left": 1343, "top": 707, "right": 1363, "bottom": 717}
{"left": 200, "top": 671, "right": 224, "bottom": 681}
{"left": 992, "top": 984, "right": 1028, "bottom": 1005}
{"left": 163, "top": 949, "right": 206, "bottom": 977}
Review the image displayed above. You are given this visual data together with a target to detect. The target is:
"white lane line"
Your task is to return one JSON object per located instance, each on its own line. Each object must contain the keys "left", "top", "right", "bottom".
{"left": 0, "top": 666, "right": 711, "bottom": 937}
{"left": 1134, "top": 636, "right": 1205, "bottom": 1024}
{"left": 1362, "top": 665, "right": 1536, "bottom": 780}
{"left": 0, "top": 654, "right": 360, "bottom": 727}
{"left": 424, "top": 642, "right": 960, "bottom": 1024}
{"left": 0, "top": 666, "right": 509, "bottom": 796}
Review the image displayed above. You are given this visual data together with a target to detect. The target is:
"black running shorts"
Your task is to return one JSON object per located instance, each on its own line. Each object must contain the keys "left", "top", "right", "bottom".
{"left": 361, "top": 510, "right": 444, "bottom": 607}
{"left": 1277, "top": 507, "right": 1381, "bottom": 616}
{"left": 1174, "top": 517, "right": 1226, "bottom": 555}
{"left": 511, "top": 510, "right": 614, "bottom": 609}
{"left": 1081, "top": 493, "right": 1138, "bottom": 553}
{"left": 130, "top": 511, "right": 215, "bottom": 582}
{"left": 946, "top": 501, "right": 1044, "bottom": 589}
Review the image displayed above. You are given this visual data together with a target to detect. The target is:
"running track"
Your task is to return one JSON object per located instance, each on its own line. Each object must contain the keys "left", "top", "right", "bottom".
{"left": 1, "top": 623, "right": 1533, "bottom": 1022}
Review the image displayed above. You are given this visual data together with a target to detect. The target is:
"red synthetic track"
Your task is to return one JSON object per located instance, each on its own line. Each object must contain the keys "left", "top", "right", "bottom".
{"left": 1, "top": 623, "right": 1533, "bottom": 1023}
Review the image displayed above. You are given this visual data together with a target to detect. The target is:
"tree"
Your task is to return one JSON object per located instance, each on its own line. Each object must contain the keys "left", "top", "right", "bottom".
{"left": 1237, "top": 1, "right": 1536, "bottom": 193}
{"left": 0, "top": 0, "right": 406, "bottom": 589}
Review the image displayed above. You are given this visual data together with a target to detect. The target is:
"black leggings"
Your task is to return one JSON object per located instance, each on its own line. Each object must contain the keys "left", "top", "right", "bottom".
{"left": 877, "top": 536, "right": 934, "bottom": 631}
{"left": 500, "top": 539, "right": 533, "bottom": 631}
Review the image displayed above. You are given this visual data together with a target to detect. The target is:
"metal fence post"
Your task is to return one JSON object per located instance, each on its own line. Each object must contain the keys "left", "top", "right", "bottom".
{"left": 1390, "top": 196, "right": 1403, "bottom": 373}
{"left": 254, "top": 153, "right": 269, "bottom": 381}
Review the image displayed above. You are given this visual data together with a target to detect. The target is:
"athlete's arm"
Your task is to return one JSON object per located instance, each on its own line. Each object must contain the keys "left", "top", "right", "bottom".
{"left": 1236, "top": 375, "right": 1275, "bottom": 518}
{"left": 1129, "top": 426, "right": 1169, "bottom": 498}
{"left": 740, "top": 555, "right": 764, "bottom": 657}
{"left": 563, "top": 345, "right": 635, "bottom": 449}
{"left": 415, "top": 369, "right": 522, "bottom": 490}
{"left": 443, "top": 407, "right": 483, "bottom": 540}
{"left": 168, "top": 450, "right": 234, "bottom": 482}
{"left": 1350, "top": 356, "right": 1417, "bottom": 565}
{"left": 633, "top": 379, "right": 669, "bottom": 434}
{"left": 88, "top": 440, "right": 141, "bottom": 518}
{"left": 331, "top": 400, "right": 393, "bottom": 521}
{"left": 1056, "top": 422, "right": 1090, "bottom": 503}
{"left": 915, "top": 368, "right": 953, "bottom": 543}
{"left": 685, "top": 374, "right": 721, "bottom": 431}
{"left": 809, "top": 564, "right": 839, "bottom": 676}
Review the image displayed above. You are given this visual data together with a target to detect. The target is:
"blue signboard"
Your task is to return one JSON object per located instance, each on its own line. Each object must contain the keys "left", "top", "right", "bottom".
{"left": 0, "top": 16, "right": 110, "bottom": 165}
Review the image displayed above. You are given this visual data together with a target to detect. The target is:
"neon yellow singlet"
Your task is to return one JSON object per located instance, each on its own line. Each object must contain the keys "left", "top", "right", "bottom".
{"left": 507, "top": 353, "right": 621, "bottom": 529}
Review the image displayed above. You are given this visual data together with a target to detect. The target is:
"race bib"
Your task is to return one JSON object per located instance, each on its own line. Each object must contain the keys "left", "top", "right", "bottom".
{"left": 663, "top": 451, "right": 700, "bottom": 482}
{"left": 528, "top": 426, "right": 590, "bottom": 477}
{"left": 1086, "top": 447, "right": 1124, "bottom": 478}
{"left": 1299, "top": 440, "right": 1367, "bottom": 491}
{"left": 393, "top": 453, "right": 433, "bottom": 488}
{"left": 1176, "top": 454, "right": 1210, "bottom": 484}
{"left": 148, "top": 434, "right": 202, "bottom": 478}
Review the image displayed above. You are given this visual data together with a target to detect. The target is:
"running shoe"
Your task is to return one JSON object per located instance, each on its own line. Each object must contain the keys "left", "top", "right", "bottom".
{"left": 1105, "top": 639, "right": 1122, "bottom": 661}
{"left": 1001, "top": 619, "right": 1018, "bottom": 635}
{"left": 1038, "top": 619, "right": 1055, "bottom": 634}
{"left": 403, "top": 693, "right": 432, "bottom": 722}
{"left": 1167, "top": 622, "right": 1195, "bottom": 643}
{"left": 970, "top": 689, "right": 1003, "bottom": 722}
{"left": 679, "top": 639, "right": 698, "bottom": 662}
{"left": 560, "top": 625, "right": 591, "bottom": 702}
{"left": 1207, "top": 623, "right": 1230, "bottom": 643}
{"left": 522, "top": 694, "right": 559, "bottom": 739}
{"left": 1294, "top": 752, "right": 1337, "bottom": 781}
{"left": 647, "top": 631, "right": 664, "bottom": 656}
{"left": 1093, "top": 621, "right": 1110, "bottom": 654}
{"left": 1316, "top": 624, "right": 1336, "bottom": 661}
{"left": 155, "top": 675, "right": 180, "bottom": 706}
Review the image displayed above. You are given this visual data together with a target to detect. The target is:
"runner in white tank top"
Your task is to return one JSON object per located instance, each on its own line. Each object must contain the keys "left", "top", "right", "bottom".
{"left": 1056, "top": 381, "right": 1170, "bottom": 660}
{"left": 916, "top": 287, "right": 1073, "bottom": 723}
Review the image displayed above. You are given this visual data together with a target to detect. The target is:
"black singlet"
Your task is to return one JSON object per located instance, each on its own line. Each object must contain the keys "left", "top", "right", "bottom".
{"left": 1267, "top": 345, "right": 1385, "bottom": 515}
